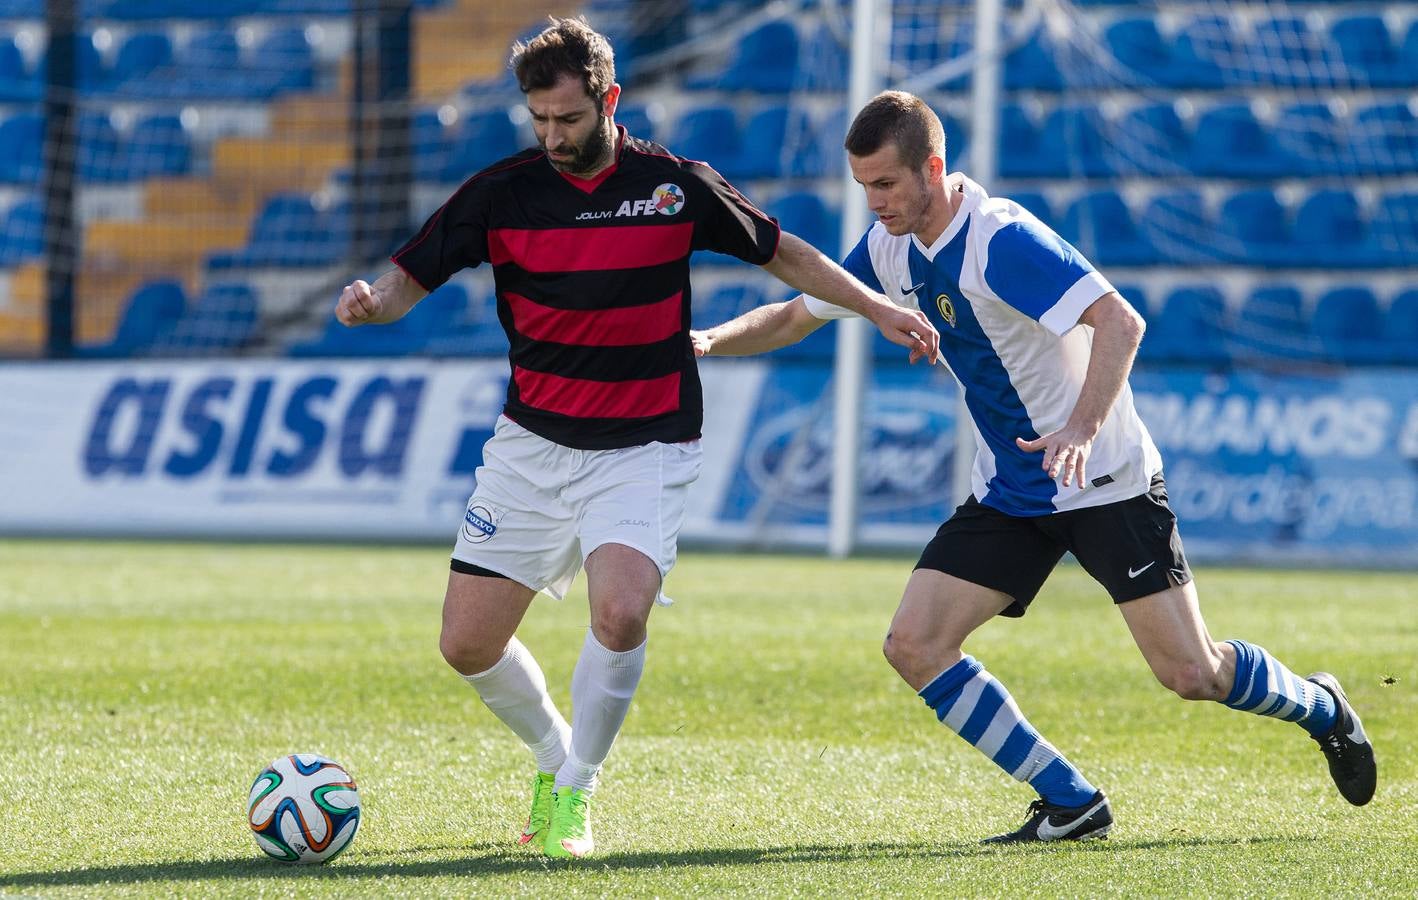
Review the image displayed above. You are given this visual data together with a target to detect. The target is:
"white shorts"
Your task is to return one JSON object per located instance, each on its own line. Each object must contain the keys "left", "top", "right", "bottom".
{"left": 451, "top": 415, "right": 703, "bottom": 600}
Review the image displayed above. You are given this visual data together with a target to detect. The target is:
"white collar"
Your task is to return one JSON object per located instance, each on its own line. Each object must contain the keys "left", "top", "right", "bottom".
{"left": 911, "top": 173, "right": 986, "bottom": 259}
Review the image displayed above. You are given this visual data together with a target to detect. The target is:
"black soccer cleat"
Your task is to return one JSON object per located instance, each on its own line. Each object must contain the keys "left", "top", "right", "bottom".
{"left": 982, "top": 790, "right": 1112, "bottom": 844}
{"left": 1307, "top": 672, "right": 1377, "bottom": 806}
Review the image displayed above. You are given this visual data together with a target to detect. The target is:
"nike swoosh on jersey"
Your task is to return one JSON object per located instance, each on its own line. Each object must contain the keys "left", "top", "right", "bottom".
{"left": 1127, "top": 562, "right": 1156, "bottom": 579}
{"left": 1035, "top": 799, "right": 1108, "bottom": 840}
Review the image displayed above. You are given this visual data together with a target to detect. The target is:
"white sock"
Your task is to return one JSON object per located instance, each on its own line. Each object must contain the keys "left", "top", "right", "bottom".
{"left": 463, "top": 637, "right": 570, "bottom": 773}
{"left": 556, "top": 630, "right": 646, "bottom": 793}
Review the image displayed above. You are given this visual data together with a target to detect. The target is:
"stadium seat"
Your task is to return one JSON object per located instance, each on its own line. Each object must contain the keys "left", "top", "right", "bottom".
{"left": 292, "top": 283, "right": 468, "bottom": 357}
{"left": 1311, "top": 286, "right": 1385, "bottom": 365}
{"left": 711, "top": 21, "right": 801, "bottom": 94}
{"left": 615, "top": 103, "right": 657, "bottom": 144}
{"left": 1229, "top": 284, "right": 1313, "bottom": 363}
{"left": 1104, "top": 18, "right": 1180, "bottom": 88}
{"left": 1059, "top": 190, "right": 1158, "bottom": 266}
{"left": 0, "top": 112, "right": 43, "bottom": 184}
{"left": 767, "top": 191, "right": 840, "bottom": 258}
{"left": 726, "top": 104, "right": 801, "bottom": 181}
{"left": 165, "top": 27, "right": 244, "bottom": 99}
{"left": 692, "top": 282, "right": 768, "bottom": 331}
{"left": 410, "top": 107, "right": 447, "bottom": 178}
{"left": 1217, "top": 189, "right": 1292, "bottom": 267}
{"left": 441, "top": 107, "right": 520, "bottom": 181}
{"left": 1006, "top": 191, "right": 1054, "bottom": 231}
{"left": 1003, "top": 25, "right": 1062, "bottom": 91}
{"left": 0, "top": 196, "right": 42, "bottom": 265}
{"left": 1170, "top": 15, "right": 1231, "bottom": 89}
{"left": 208, "top": 193, "right": 343, "bottom": 269}
{"left": 1191, "top": 103, "right": 1285, "bottom": 178}
{"left": 997, "top": 103, "right": 1059, "bottom": 178}
{"left": 123, "top": 114, "right": 192, "bottom": 179}
{"left": 1351, "top": 102, "right": 1418, "bottom": 176}
{"left": 1115, "top": 102, "right": 1192, "bottom": 176}
{"left": 800, "top": 22, "right": 848, "bottom": 92}
{"left": 77, "top": 280, "right": 187, "bottom": 358}
{"left": 1383, "top": 289, "right": 1418, "bottom": 365}
{"left": 1274, "top": 102, "right": 1345, "bottom": 177}
{"left": 790, "top": 107, "right": 846, "bottom": 179}
{"left": 1248, "top": 17, "right": 1333, "bottom": 89}
{"left": 246, "top": 26, "right": 316, "bottom": 96}
{"left": 1402, "top": 22, "right": 1418, "bottom": 87}
{"left": 1147, "top": 286, "right": 1230, "bottom": 366}
{"left": 151, "top": 282, "right": 260, "bottom": 355}
{"left": 1142, "top": 191, "right": 1222, "bottom": 265}
{"left": 1041, "top": 103, "right": 1112, "bottom": 177}
{"left": 1367, "top": 192, "right": 1418, "bottom": 269}
{"left": 108, "top": 30, "right": 173, "bottom": 95}
{"left": 1294, "top": 189, "right": 1372, "bottom": 269}
{"left": 77, "top": 111, "right": 124, "bottom": 183}
{"left": 669, "top": 105, "right": 740, "bottom": 167}
{"left": 0, "top": 33, "right": 38, "bottom": 102}
{"left": 425, "top": 285, "right": 506, "bottom": 357}
{"left": 1331, "top": 16, "right": 1405, "bottom": 88}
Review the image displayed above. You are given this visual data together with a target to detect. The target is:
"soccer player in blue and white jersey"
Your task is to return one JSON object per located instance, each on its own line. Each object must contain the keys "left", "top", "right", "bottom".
{"left": 694, "top": 91, "right": 1376, "bottom": 842}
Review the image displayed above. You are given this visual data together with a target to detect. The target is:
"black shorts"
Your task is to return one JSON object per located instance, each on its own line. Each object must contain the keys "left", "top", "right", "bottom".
{"left": 914, "top": 473, "right": 1192, "bottom": 617}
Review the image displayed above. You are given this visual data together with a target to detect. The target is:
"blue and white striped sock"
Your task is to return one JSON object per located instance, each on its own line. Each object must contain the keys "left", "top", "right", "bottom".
{"left": 919, "top": 656, "right": 1097, "bottom": 808}
{"left": 1222, "top": 639, "right": 1336, "bottom": 737}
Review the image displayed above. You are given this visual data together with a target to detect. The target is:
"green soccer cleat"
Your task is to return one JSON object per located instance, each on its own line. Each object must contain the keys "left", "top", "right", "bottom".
{"left": 518, "top": 771, "right": 556, "bottom": 849}
{"left": 544, "top": 787, "right": 594, "bottom": 859}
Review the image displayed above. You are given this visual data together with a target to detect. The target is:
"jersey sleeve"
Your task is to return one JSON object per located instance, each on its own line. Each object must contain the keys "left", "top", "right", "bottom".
{"left": 390, "top": 177, "right": 491, "bottom": 292}
{"left": 981, "top": 219, "right": 1114, "bottom": 335}
{"left": 803, "top": 226, "right": 885, "bottom": 320}
{"left": 686, "top": 163, "right": 781, "bottom": 264}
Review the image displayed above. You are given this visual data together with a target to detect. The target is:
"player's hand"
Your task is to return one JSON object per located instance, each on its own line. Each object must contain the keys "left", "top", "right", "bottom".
{"left": 1016, "top": 425, "right": 1095, "bottom": 488}
{"left": 335, "top": 279, "right": 383, "bottom": 327}
{"left": 690, "top": 329, "right": 712, "bottom": 358}
{"left": 869, "top": 304, "right": 939, "bottom": 364}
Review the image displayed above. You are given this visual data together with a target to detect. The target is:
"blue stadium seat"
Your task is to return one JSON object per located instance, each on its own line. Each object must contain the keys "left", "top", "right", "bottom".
{"left": 1248, "top": 17, "right": 1333, "bottom": 89}
{"left": 791, "top": 107, "right": 846, "bottom": 179}
{"left": 162, "top": 27, "right": 244, "bottom": 99}
{"left": 615, "top": 103, "right": 656, "bottom": 144}
{"left": 0, "top": 0, "right": 41, "bottom": 15}
{"left": 293, "top": 283, "right": 468, "bottom": 357}
{"left": 425, "top": 284, "right": 506, "bottom": 357}
{"left": 1403, "top": 22, "right": 1418, "bottom": 87}
{"left": 997, "top": 103, "right": 1059, "bottom": 178}
{"left": 767, "top": 191, "right": 839, "bottom": 258}
{"left": 410, "top": 108, "right": 447, "bottom": 179}
{"left": 1294, "top": 189, "right": 1372, "bottom": 269}
{"left": 0, "top": 33, "right": 38, "bottom": 102}
{"left": 78, "top": 280, "right": 187, "bottom": 358}
{"left": 1229, "top": 284, "right": 1312, "bottom": 362}
{"left": 1367, "top": 192, "right": 1418, "bottom": 268}
{"left": 1007, "top": 191, "right": 1054, "bottom": 231}
{"left": 1143, "top": 191, "right": 1222, "bottom": 265}
{"left": 246, "top": 26, "right": 315, "bottom": 96}
{"left": 691, "top": 281, "right": 768, "bottom": 331}
{"left": 108, "top": 31, "right": 173, "bottom": 95}
{"left": 1274, "top": 102, "right": 1344, "bottom": 177}
{"left": 1351, "top": 102, "right": 1417, "bottom": 176}
{"left": 1311, "top": 286, "right": 1385, "bottom": 365}
{"left": 1331, "top": 16, "right": 1406, "bottom": 88}
{"left": 725, "top": 104, "right": 791, "bottom": 181}
{"left": 0, "top": 196, "right": 42, "bottom": 265}
{"left": 77, "top": 111, "right": 125, "bottom": 182}
{"left": 152, "top": 282, "right": 260, "bottom": 355}
{"left": 669, "top": 105, "right": 740, "bottom": 166}
{"left": 800, "top": 22, "right": 847, "bottom": 92}
{"left": 1115, "top": 102, "right": 1192, "bottom": 176}
{"left": 1105, "top": 18, "right": 1180, "bottom": 88}
{"left": 0, "top": 112, "right": 43, "bottom": 184}
{"left": 1003, "top": 25, "right": 1062, "bottom": 91}
{"left": 1042, "top": 103, "right": 1112, "bottom": 177}
{"left": 1191, "top": 103, "right": 1285, "bottom": 177}
{"left": 208, "top": 193, "right": 344, "bottom": 269}
{"left": 1384, "top": 289, "right": 1418, "bottom": 365}
{"left": 1217, "top": 189, "right": 1291, "bottom": 267}
{"left": 123, "top": 114, "right": 192, "bottom": 179}
{"left": 441, "top": 108, "right": 520, "bottom": 181}
{"left": 1170, "top": 16, "right": 1231, "bottom": 89}
{"left": 714, "top": 21, "right": 800, "bottom": 93}
{"left": 1059, "top": 190, "right": 1157, "bottom": 266}
{"left": 1147, "top": 286, "right": 1230, "bottom": 366}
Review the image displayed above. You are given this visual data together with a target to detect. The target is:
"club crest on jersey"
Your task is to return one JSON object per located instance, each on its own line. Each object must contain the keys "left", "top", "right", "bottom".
{"left": 462, "top": 502, "right": 505, "bottom": 544}
{"left": 936, "top": 293, "right": 957, "bottom": 328}
{"left": 612, "top": 183, "right": 685, "bottom": 218}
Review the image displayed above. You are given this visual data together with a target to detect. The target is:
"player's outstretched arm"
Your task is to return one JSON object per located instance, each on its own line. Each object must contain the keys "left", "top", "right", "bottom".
{"left": 1015, "top": 291, "right": 1145, "bottom": 487}
{"left": 762, "top": 231, "right": 939, "bottom": 363}
{"left": 692, "top": 296, "right": 826, "bottom": 358}
{"left": 335, "top": 268, "right": 428, "bottom": 327}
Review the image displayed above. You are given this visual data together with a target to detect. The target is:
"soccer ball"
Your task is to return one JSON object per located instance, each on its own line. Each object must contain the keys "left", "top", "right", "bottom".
{"left": 246, "top": 754, "right": 362, "bottom": 864}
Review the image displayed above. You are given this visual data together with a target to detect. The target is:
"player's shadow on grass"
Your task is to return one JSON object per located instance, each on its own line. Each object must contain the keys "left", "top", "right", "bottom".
{"left": 0, "top": 835, "right": 1291, "bottom": 887}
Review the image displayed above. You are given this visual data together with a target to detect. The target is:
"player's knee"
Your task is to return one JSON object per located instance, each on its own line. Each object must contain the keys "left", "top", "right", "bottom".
{"left": 883, "top": 627, "right": 949, "bottom": 683}
{"left": 1158, "top": 661, "right": 1226, "bottom": 701}
{"left": 590, "top": 596, "right": 651, "bottom": 651}
{"left": 438, "top": 625, "right": 502, "bottom": 676}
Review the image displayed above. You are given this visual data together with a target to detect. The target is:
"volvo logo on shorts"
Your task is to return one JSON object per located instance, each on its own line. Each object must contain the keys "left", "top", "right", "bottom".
{"left": 462, "top": 502, "right": 504, "bottom": 544}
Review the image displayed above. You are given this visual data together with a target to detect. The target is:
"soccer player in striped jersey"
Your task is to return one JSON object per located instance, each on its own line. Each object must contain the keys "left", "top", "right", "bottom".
{"left": 334, "top": 23, "right": 938, "bottom": 859}
{"left": 694, "top": 91, "right": 1376, "bottom": 842}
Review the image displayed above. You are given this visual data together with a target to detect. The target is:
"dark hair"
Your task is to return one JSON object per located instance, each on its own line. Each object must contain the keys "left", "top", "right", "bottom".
{"left": 843, "top": 91, "right": 946, "bottom": 172}
{"left": 510, "top": 16, "right": 616, "bottom": 105}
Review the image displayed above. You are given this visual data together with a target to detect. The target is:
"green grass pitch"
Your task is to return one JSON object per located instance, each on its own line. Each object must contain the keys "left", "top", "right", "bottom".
{"left": 1, "top": 540, "right": 1414, "bottom": 896}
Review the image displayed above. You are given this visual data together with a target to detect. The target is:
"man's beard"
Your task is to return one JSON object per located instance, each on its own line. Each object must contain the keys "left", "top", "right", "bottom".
{"left": 546, "top": 117, "right": 614, "bottom": 175}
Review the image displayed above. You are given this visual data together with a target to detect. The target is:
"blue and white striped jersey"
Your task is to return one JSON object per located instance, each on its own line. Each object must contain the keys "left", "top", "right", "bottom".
{"left": 806, "top": 175, "right": 1162, "bottom": 515}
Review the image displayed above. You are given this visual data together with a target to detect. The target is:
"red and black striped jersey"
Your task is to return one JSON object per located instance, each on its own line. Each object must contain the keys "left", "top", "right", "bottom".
{"left": 391, "top": 126, "right": 781, "bottom": 450}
